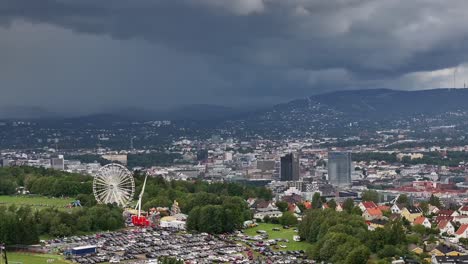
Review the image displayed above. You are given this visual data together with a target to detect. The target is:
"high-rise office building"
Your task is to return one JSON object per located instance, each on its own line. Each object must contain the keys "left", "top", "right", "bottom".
{"left": 51, "top": 156, "right": 65, "bottom": 170}
{"left": 280, "top": 153, "right": 300, "bottom": 181}
{"left": 327, "top": 152, "right": 352, "bottom": 187}
{"left": 0, "top": 159, "right": 11, "bottom": 167}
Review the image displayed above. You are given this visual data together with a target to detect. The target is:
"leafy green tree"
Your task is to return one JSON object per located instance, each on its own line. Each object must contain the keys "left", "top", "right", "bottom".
{"left": 187, "top": 206, "right": 201, "bottom": 231}
{"left": 297, "top": 202, "right": 306, "bottom": 212}
{"left": 50, "top": 223, "right": 72, "bottom": 237}
{"left": 279, "top": 211, "right": 298, "bottom": 226}
{"left": 343, "top": 198, "right": 355, "bottom": 213}
{"left": 396, "top": 194, "right": 409, "bottom": 206}
{"left": 76, "top": 216, "right": 92, "bottom": 232}
{"left": 362, "top": 190, "right": 380, "bottom": 203}
{"left": 300, "top": 208, "right": 411, "bottom": 264}
{"left": 312, "top": 192, "right": 322, "bottom": 209}
{"left": 351, "top": 206, "right": 362, "bottom": 215}
{"left": 429, "top": 194, "right": 441, "bottom": 207}
{"left": 76, "top": 194, "right": 97, "bottom": 207}
{"left": 327, "top": 199, "right": 337, "bottom": 210}
{"left": 345, "top": 245, "right": 371, "bottom": 264}
{"left": 0, "top": 178, "right": 16, "bottom": 195}
{"left": 459, "top": 238, "right": 468, "bottom": 247}
{"left": 275, "top": 201, "right": 289, "bottom": 212}
{"left": 419, "top": 201, "right": 429, "bottom": 215}
{"left": 377, "top": 245, "right": 401, "bottom": 258}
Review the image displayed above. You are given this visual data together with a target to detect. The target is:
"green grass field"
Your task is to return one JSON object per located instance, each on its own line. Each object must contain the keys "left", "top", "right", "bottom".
{"left": 6, "top": 252, "right": 70, "bottom": 264}
{"left": 244, "top": 223, "right": 310, "bottom": 251}
{"left": 0, "top": 195, "right": 74, "bottom": 209}
{"left": 0, "top": 195, "right": 74, "bottom": 210}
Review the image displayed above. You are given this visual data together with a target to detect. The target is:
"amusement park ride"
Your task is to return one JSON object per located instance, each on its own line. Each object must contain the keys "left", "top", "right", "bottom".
{"left": 92, "top": 163, "right": 153, "bottom": 227}
{"left": 131, "top": 174, "right": 151, "bottom": 227}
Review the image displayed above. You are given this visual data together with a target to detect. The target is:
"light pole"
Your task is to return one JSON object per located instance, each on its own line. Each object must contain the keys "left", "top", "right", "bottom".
{"left": 0, "top": 243, "right": 8, "bottom": 264}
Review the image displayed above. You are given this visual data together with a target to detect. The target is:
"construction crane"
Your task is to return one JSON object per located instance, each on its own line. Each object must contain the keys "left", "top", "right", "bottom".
{"left": 0, "top": 243, "right": 8, "bottom": 264}
{"left": 131, "top": 174, "right": 150, "bottom": 227}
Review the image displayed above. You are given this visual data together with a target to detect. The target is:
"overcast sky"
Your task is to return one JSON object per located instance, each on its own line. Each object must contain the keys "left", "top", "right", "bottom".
{"left": 2, "top": 0, "right": 468, "bottom": 115}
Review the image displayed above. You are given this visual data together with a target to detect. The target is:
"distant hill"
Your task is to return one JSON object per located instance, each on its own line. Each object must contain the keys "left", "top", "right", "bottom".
{"left": 6, "top": 88, "right": 468, "bottom": 124}
{"left": 262, "top": 88, "right": 468, "bottom": 120}
{"left": 217, "top": 88, "right": 468, "bottom": 138}
{"left": 308, "top": 88, "right": 468, "bottom": 118}
{"left": 0, "top": 106, "right": 60, "bottom": 120}
{"left": 158, "top": 104, "right": 245, "bottom": 121}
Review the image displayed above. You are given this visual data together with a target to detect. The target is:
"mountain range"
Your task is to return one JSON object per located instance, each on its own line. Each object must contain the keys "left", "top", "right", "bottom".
{"left": 3, "top": 88, "right": 468, "bottom": 122}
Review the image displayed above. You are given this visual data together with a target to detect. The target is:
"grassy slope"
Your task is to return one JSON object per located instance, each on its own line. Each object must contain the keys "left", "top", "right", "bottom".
{"left": 244, "top": 223, "right": 310, "bottom": 251}
{"left": 6, "top": 253, "right": 70, "bottom": 264}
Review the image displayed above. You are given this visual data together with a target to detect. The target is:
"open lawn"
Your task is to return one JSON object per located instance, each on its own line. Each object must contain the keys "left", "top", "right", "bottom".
{"left": 6, "top": 252, "right": 70, "bottom": 264}
{"left": 244, "top": 223, "right": 310, "bottom": 251}
{"left": 0, "top": 195, "right": 74, "bottom": 210}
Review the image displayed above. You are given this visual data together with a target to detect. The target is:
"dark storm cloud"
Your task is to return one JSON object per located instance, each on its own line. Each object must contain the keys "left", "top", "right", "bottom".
{"left": 2, "top": 0, "right": 468, "bottom": 112}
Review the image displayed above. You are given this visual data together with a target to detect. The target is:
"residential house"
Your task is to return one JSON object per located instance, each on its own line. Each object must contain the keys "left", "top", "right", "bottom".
{"left": 413, "top": 216, "right": 431, "bottom": 229}
{"left": 408, "top": 244, "right": 424, "bottom": 255}
{"left": 438, "top": 220, "right": 455, "bottom": 235}
{"left": 401, "top": 206, "right": 423, "bottom": 222}
{"left": 459, "top": 205, "right": 468, "bottom": 216}
{"left": 391, "top": 204, "right": 404, "bottom": 214}
{"left": 429, "top": 244, "right": 462, "bottom": 257}
{"left": 455, "top": 224, "right": 468, "bottom": 241}
{"left": 359, "top": 201, "right": 378, "bottom": 212}
{"left": 303, "top": 201, "right": 312, "bottom": 210}
{"left": 437, "top": 210, "right": 459, "bottom": 223}
{"left": 436, "top": 215, "right": 454, "bottom": 223}
{"left": 378, "top": 205, "right": 390, "bottom": 213}
{"left": 363, "top": 207, "right": 383, "bottom": 221}
{"left": 282, "top": 194, "right": 303, "bottom": 205}
{"left": 429, "top": 205, "right": 440, "bottom": 215}
{"left": 336, "top": 203, "right": 344, "bottom": 212}
{"left": 288, "top": 203, "right": 301, "bottom": 214}
{"left": 247, "top": 198, "right": 257, "bottom": 207}
{"left": 453, "top": 215, "right": 468, "bottom": 225}
{"left": 439, "top": 210, "right": 459, "bottom": 218}
{"left": 389, "top": 213, "right": 401, "bottom": 221}
{"left": 252, "top": 200, "right": 283, "bottom": 220}
{"left": 367, "top": 219, "right": 388, "bottom": 231}
{"left": 432, "top": 255, "right": 468, "bottom": 264}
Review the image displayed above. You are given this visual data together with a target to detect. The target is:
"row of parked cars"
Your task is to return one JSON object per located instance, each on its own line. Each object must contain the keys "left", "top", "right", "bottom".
{"left": 46, "top": 227, "right": 252, "bottom": 263}
{"left": 46, "top": 226, "right": 315, "bottom": 263}
{"left": 225, "top": 230, "right": 314, "bottom": 264}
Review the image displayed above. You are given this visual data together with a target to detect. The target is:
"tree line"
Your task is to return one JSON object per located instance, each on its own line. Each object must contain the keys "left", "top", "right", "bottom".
{"left": 299, "top": 208, "right": 420, "bottom": 264}
{"left": 0, "top": 166, "right": 92, "bottom": 196}
{"left": 0, "top": 204, "right": 124, "bottom": 245}
{"left": 0, "top": 166, "right": 273, "bottom": 237}
{"left": 0, "top": 166, "right": 272, "bottom": 203}
{"left": 186, "top": 196, "right": 252, "bottom": 233}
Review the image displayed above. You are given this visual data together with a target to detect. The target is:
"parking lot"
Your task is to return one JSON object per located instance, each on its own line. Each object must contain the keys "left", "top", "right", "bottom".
{"left": 45, "top": 227, "right": 312, "bottom": 263}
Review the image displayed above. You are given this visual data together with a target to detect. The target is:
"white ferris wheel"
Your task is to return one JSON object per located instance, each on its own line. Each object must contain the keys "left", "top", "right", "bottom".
{"left": 93, "top": 163, "right": 135, "bottom": 207}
